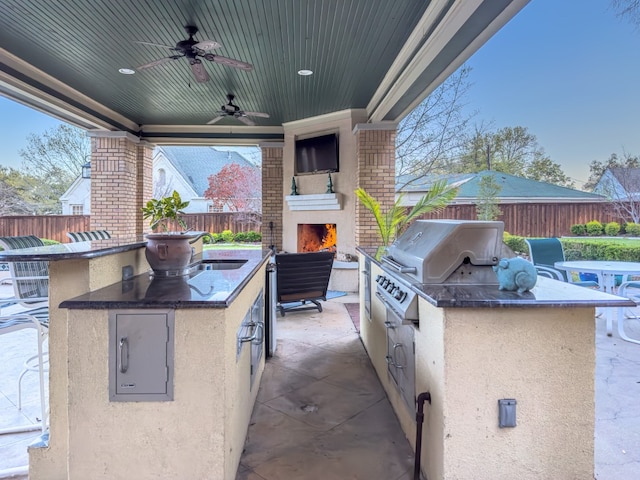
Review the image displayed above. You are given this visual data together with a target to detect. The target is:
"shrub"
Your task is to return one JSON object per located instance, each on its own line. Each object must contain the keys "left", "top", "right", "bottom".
{"left": 503, "top": 232, "right": 528, "bottom": 256}
{"left": 202, "top": 233, "right": 214, "bottom": 244}
{"left": 234, "top": 232, "right": 249, "bottom": 242}
{"left": 585, "top": 220, "right": 603, "bottom": 236}
{"left": 604, "top": 222, "right": 621, "bottom": 236}
{"left": 221, "top": 230, "right": 234, "bottom": 243}
{"left": 626, "top": 223, "right": 640, "bottom": 236}
{"left": 246, "top": 231, "right": 262, "bottom": 242}
{"left": 570, "top": 224, "right": 586, "bottom": 236}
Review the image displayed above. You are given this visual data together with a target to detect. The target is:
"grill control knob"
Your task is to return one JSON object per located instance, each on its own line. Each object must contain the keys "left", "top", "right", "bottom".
{"left": 395, "top": 290, "right": 407, "bottom": 302}
{"left": 386, "top": 282, "right": 395, "bottom": 292}
{"left": 375, "top": 274, "right": 383, "bottom": 283}
{"left": 382, "top": 279, "right": 390, "bottom": 288}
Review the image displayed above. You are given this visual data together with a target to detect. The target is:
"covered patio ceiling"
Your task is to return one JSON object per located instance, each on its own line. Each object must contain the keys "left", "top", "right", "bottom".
{"left": 0, "top": 0, "right": 528, "bottom": 144}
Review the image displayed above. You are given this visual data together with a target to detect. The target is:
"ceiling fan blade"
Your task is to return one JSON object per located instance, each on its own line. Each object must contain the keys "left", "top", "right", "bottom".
{"left": 244, "top": 111, "right": 270, "bottom": 118}
{"left": 193, "top": 40, "right": 221, "bottom": 51}
{"left": 135, "top": 40, "right": 176, "bottom": 50}
{"left": 206, "top": 115, "right": 225, "bottom": 125}
{"left": 137, "top": 57, "right": 176, "bottom": 70}
{"left": 190, "top": 60, "right": 210, "bottom": 83}
{"left": 237, "top": 116, "right": 255, "bottom": 126}
{"left": 203, "top": 53, "right": 253, "bottom": 71}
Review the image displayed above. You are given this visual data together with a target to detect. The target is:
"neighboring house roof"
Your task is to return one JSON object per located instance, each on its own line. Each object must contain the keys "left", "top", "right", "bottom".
{"left": 593, "top": 167, "right": 640, "bottom": 200}
{"left": 156, "top": 146, "right": 257, "bottom": 197}
{"left": 397, "top": 170, "right": 605, "bottom": 204}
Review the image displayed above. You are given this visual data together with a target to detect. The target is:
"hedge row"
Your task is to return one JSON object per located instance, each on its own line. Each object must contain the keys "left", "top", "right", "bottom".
{"left": 503, "top": 232, "right": 640, "bottom": 261}
{"left": 202, "top": 230, "right": 262, "bottom": 244}
{"left": 570, "top": 220, "right": 640, "bottom": 237}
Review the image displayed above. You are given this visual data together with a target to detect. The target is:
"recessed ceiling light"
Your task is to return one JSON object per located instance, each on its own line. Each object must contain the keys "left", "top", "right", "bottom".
{"left": 119, "top": 68, "right": 135, "bottom": 75}
{"left": 297, "top": 69, "right": 313, "bottom": 76}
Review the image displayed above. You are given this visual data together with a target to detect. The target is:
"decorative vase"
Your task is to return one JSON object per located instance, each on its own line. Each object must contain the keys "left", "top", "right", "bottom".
{"left": 144, "top": 232, "right": 204, "bottom": 275}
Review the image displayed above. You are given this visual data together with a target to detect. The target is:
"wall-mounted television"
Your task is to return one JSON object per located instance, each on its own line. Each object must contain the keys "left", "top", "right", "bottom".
{"left": 295, "top": 133, "right": 339, "bottom": 175}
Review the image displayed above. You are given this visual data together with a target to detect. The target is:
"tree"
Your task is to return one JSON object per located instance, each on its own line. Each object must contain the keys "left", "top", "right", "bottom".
{"left": 583, "top": 152, "right": 640, "bottom": 191}
{"left": 0, "top": 166, "right": 41, "bottom": 214}
{"left": 612, "top": 0, "right": 640, "bottom": 27}
{"left": 587, "top": 152, "right": 640, "bottom": 223}
{"left": 355, "top": 180, "right": 459, "bottom": 246}
{"left": 204, "top": 163, "right": 261, "bottom": 212}
{"left": 18, "top": 124, "right": 90, "bottom": 214}
{"left": 395, "top": 66, "right": 473, "bottom": 189}
{"left": 476, "top": 173, "right": 502, "bottom": 221}
{"left": 453, "top": 125, "right": 574, "bottom": 188}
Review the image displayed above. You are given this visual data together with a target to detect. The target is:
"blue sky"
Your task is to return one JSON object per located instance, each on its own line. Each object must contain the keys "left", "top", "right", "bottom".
{"left": 1, "top": 0, "right": 638, "bottom": 188}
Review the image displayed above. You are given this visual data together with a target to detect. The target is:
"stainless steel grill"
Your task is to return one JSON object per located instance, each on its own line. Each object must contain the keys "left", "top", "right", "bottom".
{"left": 375, "top": 220, "right": 506, "bottom": 323}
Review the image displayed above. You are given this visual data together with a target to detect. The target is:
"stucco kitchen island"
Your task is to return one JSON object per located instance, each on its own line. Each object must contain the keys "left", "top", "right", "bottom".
{"left": 357, "top": 246, "right": 633, "bottom": 480}
{"left": 0, "top": 239, "right": 270, "bottom": 480}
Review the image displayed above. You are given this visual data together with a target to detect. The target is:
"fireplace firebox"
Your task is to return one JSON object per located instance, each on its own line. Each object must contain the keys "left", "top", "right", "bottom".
{"left": 297, "top": 224, "right": 336, "bottom": 254}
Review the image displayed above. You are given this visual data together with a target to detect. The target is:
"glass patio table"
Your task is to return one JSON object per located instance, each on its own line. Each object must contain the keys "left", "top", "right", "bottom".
{"left": 554, "top": 260, "right": 640, "bottom": 340}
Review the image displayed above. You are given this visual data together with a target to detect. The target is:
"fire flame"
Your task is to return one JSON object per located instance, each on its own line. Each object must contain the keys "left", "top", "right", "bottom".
{"left": 298, "top": 223, "right": 337, "bottom": 253}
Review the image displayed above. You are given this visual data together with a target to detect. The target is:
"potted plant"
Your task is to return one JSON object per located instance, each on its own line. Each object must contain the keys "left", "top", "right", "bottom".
{"left": 142, "top": 190, "right": 203, "bottom": 275}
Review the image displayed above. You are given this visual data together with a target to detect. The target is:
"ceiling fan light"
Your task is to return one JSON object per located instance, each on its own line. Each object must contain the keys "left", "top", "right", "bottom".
{"left": 297, "top": 69, "right": 313, "bottom": 76}
{"left": 119, "top": 68, "right": 135, "bottom": 75}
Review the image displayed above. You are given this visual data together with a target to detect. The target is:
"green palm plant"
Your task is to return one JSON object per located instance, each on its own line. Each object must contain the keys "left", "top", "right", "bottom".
{"left": 355, "top": 179, "right": 458, "bottom": 246}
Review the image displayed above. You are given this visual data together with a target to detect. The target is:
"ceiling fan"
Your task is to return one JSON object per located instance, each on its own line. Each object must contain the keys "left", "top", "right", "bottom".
{"left": 136, "top": 25, "right": 252, "bottom": 83}
{"left": 207, "top": 94, "right": 270, "bottom": 126}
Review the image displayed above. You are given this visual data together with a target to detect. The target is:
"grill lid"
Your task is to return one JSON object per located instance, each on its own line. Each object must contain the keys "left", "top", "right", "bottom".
{"left": 385, "top": 220, "right": 504, "bottom": 283}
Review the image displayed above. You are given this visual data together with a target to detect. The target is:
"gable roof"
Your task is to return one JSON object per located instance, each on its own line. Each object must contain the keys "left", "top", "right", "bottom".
{"left": 607, "top": 167, "right": 640, "bottom": 186}
{"left": 397, "top": 171, "right": 605, "bottom": 203}
{"left": 155, "top": 146, "right": 257, "bottom": 197}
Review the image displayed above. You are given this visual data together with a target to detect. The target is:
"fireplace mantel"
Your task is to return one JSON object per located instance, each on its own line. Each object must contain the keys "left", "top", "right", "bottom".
{"left": 285, "top": 193, "right": 341, "bottom": 211}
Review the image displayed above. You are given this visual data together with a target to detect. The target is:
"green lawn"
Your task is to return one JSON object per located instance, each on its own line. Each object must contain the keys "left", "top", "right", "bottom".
{"left": 204, "top": 243, "right": 262, "bottom": 250}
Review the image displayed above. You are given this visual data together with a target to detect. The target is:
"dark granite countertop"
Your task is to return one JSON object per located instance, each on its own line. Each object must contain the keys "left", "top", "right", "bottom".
{"left": 60, "top": 249, "right": 272, "bottom": 309}
{"left": 357, "top": 246, "right": 634, "bottom": 308}
{"left": 0, "top": 236, "right": 147, "bottom": 261}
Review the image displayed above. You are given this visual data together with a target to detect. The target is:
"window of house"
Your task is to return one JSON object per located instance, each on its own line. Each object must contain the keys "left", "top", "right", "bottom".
{"left": 208, "top": 203, "right": 223, "bottom": 213}
{"left": 71, "top": 205, "right": 84, "bottom": 215}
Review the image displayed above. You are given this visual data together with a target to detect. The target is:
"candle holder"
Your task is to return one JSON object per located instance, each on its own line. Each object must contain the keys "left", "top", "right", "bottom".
{"left": 326, "top": 173, "right": 334, "bottom": 194}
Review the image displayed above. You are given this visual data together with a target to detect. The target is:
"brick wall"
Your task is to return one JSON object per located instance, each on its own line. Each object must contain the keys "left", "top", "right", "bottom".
{"left": 355, "top": 126, "right": 397, "bottom": 247}
{"left": 261, "top": 144, "right": 284, "bottom": 251}
{"left": 90, "top": 135, "right": 142, "bottom": 238}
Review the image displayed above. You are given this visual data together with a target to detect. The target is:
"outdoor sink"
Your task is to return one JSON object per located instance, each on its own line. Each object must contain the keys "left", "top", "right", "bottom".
{"left": 196, "top": 259, "right": 248, "bottom": 271}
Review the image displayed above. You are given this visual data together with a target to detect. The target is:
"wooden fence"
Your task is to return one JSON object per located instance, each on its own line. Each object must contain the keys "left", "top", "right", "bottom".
{"left": 420, "top": 202, "right": 617, "bottom": 237}
{"left": 0, "top": 203, "right": 621, "bottom": 243}
{"left": 0, "top": 212, "right": 262, "bottom": 244}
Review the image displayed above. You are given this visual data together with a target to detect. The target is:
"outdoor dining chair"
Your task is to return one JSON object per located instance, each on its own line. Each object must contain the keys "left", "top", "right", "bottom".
{"left": 66, "top": 230, "right": 111, "bottom": 242}
{"left": 615, "top": 281, "right": 640, "bottom": 345}
{"left": 525, "top": 237, "right": 600, "bottom": 288}
{"left": 0, "top": 235, "right": 49, "bottom": 439}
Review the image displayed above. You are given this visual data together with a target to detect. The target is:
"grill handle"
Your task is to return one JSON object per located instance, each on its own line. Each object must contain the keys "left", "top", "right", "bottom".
{"left": 381, "top": 256, "right": 417, "bottom": 274}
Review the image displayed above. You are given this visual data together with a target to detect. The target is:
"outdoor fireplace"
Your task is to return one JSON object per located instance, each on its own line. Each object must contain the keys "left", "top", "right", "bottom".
{"left": 297, "top": 223, "right": 336, "bottom": 254}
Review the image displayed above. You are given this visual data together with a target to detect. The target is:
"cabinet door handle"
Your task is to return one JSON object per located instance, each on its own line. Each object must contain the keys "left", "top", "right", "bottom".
{"left": 239, "top": 322, "right": 261, "bottom": 343}
{"left": 119, "top": 337, "right": 129, "bottom": 373}
{"left": 392, "top": 342, "right": 405, "bottom": 369}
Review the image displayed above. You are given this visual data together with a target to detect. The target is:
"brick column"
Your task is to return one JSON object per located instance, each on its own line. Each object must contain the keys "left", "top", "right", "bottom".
{"left": 260, "top": 142, "right": 284, "bottom": 252}
{"left": 88, "top": 132, "right": 152, "bottom": 239}
{"left": 354, "top": 124, "right": 397, "bottom": 247}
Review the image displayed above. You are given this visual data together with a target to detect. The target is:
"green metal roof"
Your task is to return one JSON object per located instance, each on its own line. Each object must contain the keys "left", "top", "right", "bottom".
{"left": 398, "top": 171, "right": 605, "bottom": 200}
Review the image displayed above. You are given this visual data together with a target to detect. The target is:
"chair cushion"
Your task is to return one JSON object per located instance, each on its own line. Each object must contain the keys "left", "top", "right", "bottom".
{"left": 67, "top": 230, "right": 111, "bottom": 242}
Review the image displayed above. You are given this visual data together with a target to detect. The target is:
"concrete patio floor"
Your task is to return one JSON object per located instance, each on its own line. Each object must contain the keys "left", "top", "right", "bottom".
{"left": 1, "top": 288, "right": 639, "bottom": 479}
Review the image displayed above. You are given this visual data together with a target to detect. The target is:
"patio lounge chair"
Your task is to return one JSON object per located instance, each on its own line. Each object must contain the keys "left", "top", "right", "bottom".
{"left": 67, "top": 230, "right": 111, "bottom": 242}
{"left": 525, "top": 238, "right": 600, "bottom": 288}
{"left": 275, "top": 251, "right": 334, "bottom": 316}
{"left": 0, "top": 235, "right": 49, "bottom": 440}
